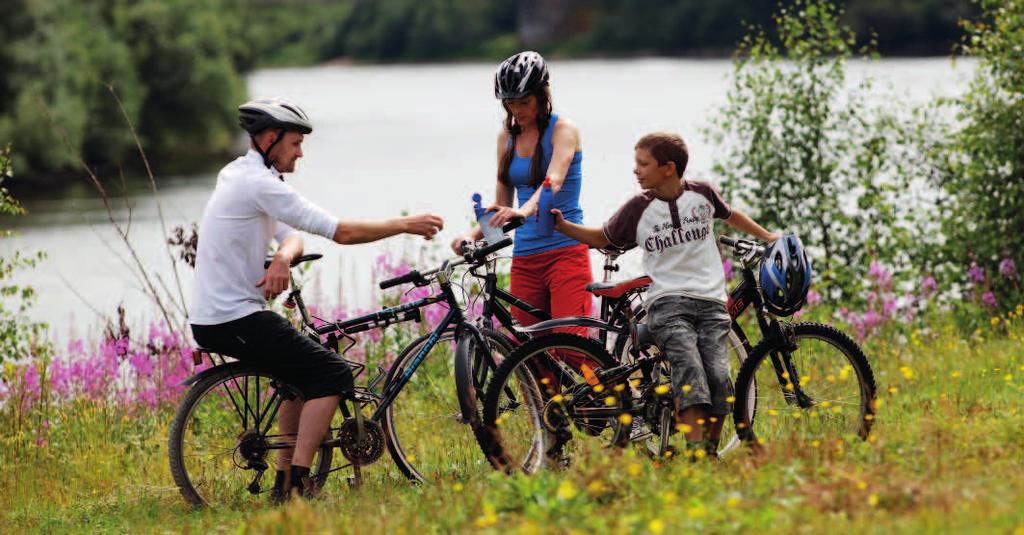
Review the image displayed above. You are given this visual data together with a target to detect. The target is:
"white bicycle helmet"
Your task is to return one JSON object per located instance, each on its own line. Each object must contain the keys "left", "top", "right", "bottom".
{"left": 238, "top": 98, "right": 312, "bottom": 168}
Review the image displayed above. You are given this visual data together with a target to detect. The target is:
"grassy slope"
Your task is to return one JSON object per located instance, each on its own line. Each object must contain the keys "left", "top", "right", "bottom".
{"left": 3, "top": 314, "right": 1023, "bottom": 534}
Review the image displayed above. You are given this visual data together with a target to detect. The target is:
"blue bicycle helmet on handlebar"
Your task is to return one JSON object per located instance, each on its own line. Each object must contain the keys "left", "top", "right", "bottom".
{"left": 759, "top": 233, "right": 813, "bottom": 316}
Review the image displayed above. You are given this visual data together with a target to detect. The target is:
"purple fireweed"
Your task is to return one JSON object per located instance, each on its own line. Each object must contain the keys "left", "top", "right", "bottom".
{"left": 921, "top": 276, "right": 939, "bottom": 297}
{"left": 968, "top": 264, "right": 985, "bottom": 285}
{"left": 723, "top": 259, "right": 734, "bottom": 282}
{"left": 1000, "top": 257, "right": 1017, "bottom": 280}
{"left": 868, "top": 261, "right": 893, "bottom": 290}
{"left": 982, "top": 291, "right": 997, "bottom": 308}
{"left": 882, "top": 297, "right": 899, "bottom": 319}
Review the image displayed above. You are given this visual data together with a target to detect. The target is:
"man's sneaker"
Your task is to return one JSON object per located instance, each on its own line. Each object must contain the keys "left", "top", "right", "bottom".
{"left": 270, "top": 470, "right": 288, "bottom": 505}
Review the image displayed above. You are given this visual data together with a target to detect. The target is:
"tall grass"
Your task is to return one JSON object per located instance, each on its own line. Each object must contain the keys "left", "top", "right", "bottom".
{"left": 1, "top": 303, "right": 1022, "bottom": 533}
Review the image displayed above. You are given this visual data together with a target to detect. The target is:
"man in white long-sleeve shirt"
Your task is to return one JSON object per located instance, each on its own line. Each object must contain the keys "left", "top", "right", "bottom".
{"left": 190, "top": 99, "right": 443, "bottom": 501}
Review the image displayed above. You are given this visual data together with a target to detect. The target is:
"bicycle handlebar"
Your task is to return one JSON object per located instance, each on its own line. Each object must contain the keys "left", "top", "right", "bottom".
{"left": 380, "top": 235, "right": 514, "bottom": 290}
{"left": 467, "top": 236, "right": 513, "bottom": 263}
{"left": 379, "top": 269, "right": 427, "bottom": 290}
{"left": 719, "top": 235, "right": 767, "bottom": 257}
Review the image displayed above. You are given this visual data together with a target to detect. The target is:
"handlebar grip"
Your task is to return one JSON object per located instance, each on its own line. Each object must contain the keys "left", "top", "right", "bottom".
{"left": 471, "top": 237, "right": 514, "bottom": 262}
{"left": 264, "top": 253, "right": 324, "bottom": 270}
{"left": 379, "top": 270, "right": 423, "bottom": 290}
{"left": 719, "top": 236, "right": 739, "bottom": 248}
{"left": 502, "top": 215, "right": 526, "bottom": 233}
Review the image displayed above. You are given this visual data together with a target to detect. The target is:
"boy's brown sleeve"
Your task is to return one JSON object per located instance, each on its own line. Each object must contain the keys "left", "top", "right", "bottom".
{"left": 601, "top": 193, "right": 652, "bottom": 249}
{"left": 688, "top": 181, "right": 733, "bottom": 220}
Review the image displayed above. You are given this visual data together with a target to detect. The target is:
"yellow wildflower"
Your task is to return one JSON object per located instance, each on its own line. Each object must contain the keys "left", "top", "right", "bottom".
{"left": 627, "top": 463, "right": 642, "bottom": 476}
{"left": 649, "top": 519, "right": 665, "bottom": 534}
{"left": 556, "top": 480, "right": 577, "bottom": 500}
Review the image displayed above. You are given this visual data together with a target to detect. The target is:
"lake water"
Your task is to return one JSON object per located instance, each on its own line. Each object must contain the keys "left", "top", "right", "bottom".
{"left": 0, "top": 58, "right": 976, "bottom": 333}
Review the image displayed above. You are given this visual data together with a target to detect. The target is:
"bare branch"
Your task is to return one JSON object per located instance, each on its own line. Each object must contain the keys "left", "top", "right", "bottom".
{"left": 108, "top": 85, "right": 189, "bottom": 320}
{"left": 56, "top": 272, "right": 105, "bottom": 320}
{"left": 38, "top": 95, "right": 179, "bottom": 332}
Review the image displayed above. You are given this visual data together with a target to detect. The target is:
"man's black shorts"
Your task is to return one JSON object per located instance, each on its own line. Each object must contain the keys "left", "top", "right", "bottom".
{"left": 191, "top": 311, "right": 354, "bottom": 400}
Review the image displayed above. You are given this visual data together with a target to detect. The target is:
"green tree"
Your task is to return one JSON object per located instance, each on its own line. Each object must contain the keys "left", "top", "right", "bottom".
{"left": 0, "top": 0, "right": 142, "bottom": 174}
{"left": 931, "top": 0, "right": 1024, "bottom": 308}
{"left": 0, "top": 146, "right": 48, "bottom": 363}
{"left": 707, "top": 0, "right": 918, "bottom": 302}
{"left": 0, "top": 0, "right": 248, "bottom": 176}
{"left": 329, "top": 0, "right": 516, "bottom": 61}
{"left": 107, "top": 0, "right": 247, "bottom": 161}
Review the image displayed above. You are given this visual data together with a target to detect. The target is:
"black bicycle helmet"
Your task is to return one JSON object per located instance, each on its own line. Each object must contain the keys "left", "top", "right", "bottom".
{"left": 759, "top": 233, "right": 813, "bottom": 316}
{"left": 494, "top": 51, "right": 550, "bottom": 100}
{"left": 238, "top": 98, "right": 313, "bottom": 168}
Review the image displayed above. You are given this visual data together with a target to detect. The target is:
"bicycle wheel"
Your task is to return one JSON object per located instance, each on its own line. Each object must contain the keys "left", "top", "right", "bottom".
{"left": 732, "top": 322, "right": 876, "bottom": 450}
{"left": 481, "top": 334, "right": 622, "bottom": 474}
{"left": 169, "top": 364, "right": 332, "bottom": 507}
{"left": 382, "top": 328, "right": 513, "bottom": 483}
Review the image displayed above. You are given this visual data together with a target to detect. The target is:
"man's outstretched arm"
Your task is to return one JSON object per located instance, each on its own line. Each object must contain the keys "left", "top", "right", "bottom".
{"left": 333, "top": 214, "right": 444, "bottom": 244}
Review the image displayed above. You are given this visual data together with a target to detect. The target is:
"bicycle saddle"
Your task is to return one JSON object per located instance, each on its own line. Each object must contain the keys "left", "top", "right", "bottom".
{"left": 585, "top": 275, "right": 652, "bottom": 299}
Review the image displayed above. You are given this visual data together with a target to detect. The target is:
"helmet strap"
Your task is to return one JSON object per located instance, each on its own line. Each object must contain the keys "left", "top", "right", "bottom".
{"left": 253, "top": 129, "right": 287, "bottom": 170}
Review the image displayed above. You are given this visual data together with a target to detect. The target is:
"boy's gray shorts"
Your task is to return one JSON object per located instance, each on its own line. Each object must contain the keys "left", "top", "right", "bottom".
{"left": 646, "top": 295, "right": 734, "bottom": 416}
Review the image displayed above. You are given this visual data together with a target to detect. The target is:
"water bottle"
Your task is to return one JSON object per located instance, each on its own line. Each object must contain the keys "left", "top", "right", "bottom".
{"left": 472, "top": 193, "right": 504, "bottom": 245}
{"left": 536, "top": 177, "right": 555, "bottom": 237}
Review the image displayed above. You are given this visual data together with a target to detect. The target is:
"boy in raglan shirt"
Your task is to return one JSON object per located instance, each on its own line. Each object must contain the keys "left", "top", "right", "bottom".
{"left": 551, "top": 132, "right": 778, "bottom": 458}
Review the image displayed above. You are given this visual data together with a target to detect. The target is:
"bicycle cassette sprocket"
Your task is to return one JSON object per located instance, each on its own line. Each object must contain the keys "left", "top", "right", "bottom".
{"left": 338, "top": 417, "right": 385, "bottom": 466}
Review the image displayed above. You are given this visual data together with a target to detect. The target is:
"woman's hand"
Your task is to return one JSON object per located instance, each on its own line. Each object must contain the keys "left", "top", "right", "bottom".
{"left": 487, "top": 204, "right": 530, "bottom": 229}
{"left": 450, "top": 234, "right": 473, "bottom": 255}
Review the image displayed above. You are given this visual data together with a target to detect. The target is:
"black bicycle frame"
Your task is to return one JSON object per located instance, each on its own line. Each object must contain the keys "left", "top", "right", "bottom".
{"left": 725, "top": 261, "right": 812, "bottom": 406}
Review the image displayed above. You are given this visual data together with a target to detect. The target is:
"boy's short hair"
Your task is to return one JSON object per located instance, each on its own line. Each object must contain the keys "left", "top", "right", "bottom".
{"left": 635, "top": 132, "right": 688, "bottom": 178}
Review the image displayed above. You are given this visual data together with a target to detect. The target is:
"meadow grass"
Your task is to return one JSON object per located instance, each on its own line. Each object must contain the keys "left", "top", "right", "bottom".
{"left": 2, "top": 312, "right": 1023, "bottom": 534}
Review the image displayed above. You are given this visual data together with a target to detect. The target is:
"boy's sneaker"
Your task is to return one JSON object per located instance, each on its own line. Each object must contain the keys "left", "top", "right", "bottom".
{"left": 703, "top": 438, "right": 721, "bottom": 461}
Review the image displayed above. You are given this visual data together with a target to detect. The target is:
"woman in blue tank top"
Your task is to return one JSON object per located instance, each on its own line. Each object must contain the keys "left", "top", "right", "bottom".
{"left": 451, "top": 51, "right": 593, "bottom": 335}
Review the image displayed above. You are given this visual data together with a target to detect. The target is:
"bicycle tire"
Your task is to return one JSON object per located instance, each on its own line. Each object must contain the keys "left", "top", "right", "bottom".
{"left": 479, "top": 333, "right": 621, "bottom": 474}
{"left": 381, "top": 328, "right": 513, "bottom": 483}
{"left": 169, "top": 364, "right": 332, "bottom": 507}
{"left": 732, "top": 322, "right": 877, "bottom": 448}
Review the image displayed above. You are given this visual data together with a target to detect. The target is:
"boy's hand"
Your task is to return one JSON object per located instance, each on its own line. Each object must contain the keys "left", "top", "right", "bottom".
{"left": 767, "top": 232, "right": 782, "bottom": 242}
{"left": 550, "top": 208, "right": 566, "bottom": 230}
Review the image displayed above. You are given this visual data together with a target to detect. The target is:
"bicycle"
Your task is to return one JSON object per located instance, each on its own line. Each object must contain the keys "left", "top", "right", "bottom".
{"left": 168, "top": 237, "right": 520, "bottom": 507}
{"left": 479, "top": 235, "right": 875, "bottom": 472}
